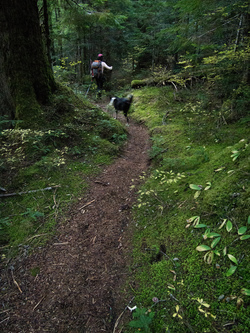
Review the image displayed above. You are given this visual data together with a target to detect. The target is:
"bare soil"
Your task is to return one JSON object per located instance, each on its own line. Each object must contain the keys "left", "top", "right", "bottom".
{"left": 0, "top": 104, "right": 151, "bottom": 333}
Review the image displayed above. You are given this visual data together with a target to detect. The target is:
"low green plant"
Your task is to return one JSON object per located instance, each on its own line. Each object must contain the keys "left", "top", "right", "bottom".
{"left": 230, "top": 139, "right": 248, "bottom": 161}
{"left": 189, "top": 182, "right": 211, "bottom": 199}
{"left": 0, "top": 217, "right": 10, "bottom": 243}
{"left": 129, "top": 308, "right": 155, "bottom": 332}
{"left": 193, "top": 216, "right": 250, "bottom": 277}
{"left": 136, "top": 170, "right": 185, "bottom": 213}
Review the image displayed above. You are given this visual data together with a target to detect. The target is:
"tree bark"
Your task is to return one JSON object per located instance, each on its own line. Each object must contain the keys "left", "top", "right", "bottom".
{"left": 0, "top": 0, "right": 56, "bottom": 123}
{"left": 43, "top": 0, "right": 52, "bottom": 67}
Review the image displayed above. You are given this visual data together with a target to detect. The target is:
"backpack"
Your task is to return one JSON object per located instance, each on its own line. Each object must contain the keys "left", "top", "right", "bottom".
{"left": 91, "top": 60, "right": 102, "bottom": 78}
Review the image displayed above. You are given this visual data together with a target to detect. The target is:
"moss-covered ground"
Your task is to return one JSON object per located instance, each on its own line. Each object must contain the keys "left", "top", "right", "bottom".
{"left": 0, "top": 86, "right": 127, "bottom": 255}
{"left": 126, "top": 86, "right": 249, "bottom": 332}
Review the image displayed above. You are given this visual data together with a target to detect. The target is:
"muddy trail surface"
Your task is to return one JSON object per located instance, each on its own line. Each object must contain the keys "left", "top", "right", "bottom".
{"left": 0, "top": 101, "right": 151, "bottom": 333}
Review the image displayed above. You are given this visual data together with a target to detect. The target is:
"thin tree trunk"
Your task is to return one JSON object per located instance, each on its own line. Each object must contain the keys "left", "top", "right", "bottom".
{"left": 43, "top": 0, "right": 52, "bottom": 67}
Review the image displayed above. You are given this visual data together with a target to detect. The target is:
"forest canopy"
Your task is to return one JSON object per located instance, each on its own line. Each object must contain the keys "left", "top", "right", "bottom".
{"left": 0, "top": 0, "right": 249, "bottom": 123}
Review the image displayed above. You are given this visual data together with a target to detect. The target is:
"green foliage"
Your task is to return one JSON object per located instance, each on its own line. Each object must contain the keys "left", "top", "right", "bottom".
{"left": 53, "top": 57, "right": 82, "bottom": 84}
{"left": 194, "top": 216, "right": 250, "bottom": 277}
{"left": 128, "top": 86, "right": 250, "bottom": 332}
{"left": 0, "top": 88, "right": 127, "bottom": 254}
{"left": 129, "top": 308, "right": 155, "bottom": 332}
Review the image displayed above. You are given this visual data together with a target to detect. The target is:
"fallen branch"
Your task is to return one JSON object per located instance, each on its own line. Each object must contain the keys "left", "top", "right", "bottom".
{"left": 0, "top": 186, "right": 61, "bottom": 198}
{"left": 0, "top": 317, "right": 10, "bottom": 325}
{"left": 33, "top": 296, "right": 45, "bottom": 312}
{"left": 11, "top": 271, "right": 22, "bottom": 294}
{"left": 78, "top": 199, "right": 95, "bottom": 210}
{"left": 94, "top": 181, "right": 109, "bottom": 186}
{"left": 26, "top": 233, "right": 48, "bottom": 242}
{"left": 170, "top": 81, "right": 178, "bottom": 92}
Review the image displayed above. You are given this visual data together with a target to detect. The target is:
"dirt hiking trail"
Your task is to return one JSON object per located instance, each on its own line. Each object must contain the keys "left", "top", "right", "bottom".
{"left": 0, "top": 102, "right": 151, "bottom": 332}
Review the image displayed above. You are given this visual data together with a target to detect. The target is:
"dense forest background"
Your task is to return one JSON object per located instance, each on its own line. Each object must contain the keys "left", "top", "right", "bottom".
{"left": 0, "top": 1, "right": 250, "bottom": 332}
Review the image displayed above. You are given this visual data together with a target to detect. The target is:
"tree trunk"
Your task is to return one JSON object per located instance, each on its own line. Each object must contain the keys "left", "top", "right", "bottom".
{"left": 0, "top": 0, "right": 56, "bottom": 124}
{"left": 43, "top": 0, "right": 52, "bottom": 67}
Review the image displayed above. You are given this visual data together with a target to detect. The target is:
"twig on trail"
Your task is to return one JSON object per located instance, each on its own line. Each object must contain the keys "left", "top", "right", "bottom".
{"left": 178, "top": 200, "right": 187, "bottom": 208}
{"left": 0, "top": 317, "right": 10, "bottom": 325}
{"left": 0, "top": 186, "right": 61, "bottom": 198}
{"left": 11, "top": 271, "right": 22, "bottom": 294}
{"left": 26, "top": 233, "right": 48, "bottom": 242}
{"left": 78, "top": 199, "right": 95, "bottom": 210}
{"left": 113, "top": 297, "right": 135, "bottom": 333}
{"left": 94, "top": 181, "right": 109, "bottom": 186}
{"left": 33, "top": 296, "right": 45, "bottom": 312}
{"left": 53, "top": 242, "right": 69, "bottom": 246}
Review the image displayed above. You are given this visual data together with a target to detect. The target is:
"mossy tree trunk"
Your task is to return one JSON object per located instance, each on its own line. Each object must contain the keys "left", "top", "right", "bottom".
{"left": 0, "top": 0, "right": 56, "bottom": 125}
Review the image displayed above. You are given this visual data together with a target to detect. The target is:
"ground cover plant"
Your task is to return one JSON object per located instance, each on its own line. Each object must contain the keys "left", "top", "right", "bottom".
{"left": 0, "top": 86, "right": 127, "bottom": 255}
{"left": 127, "top": 85, "right": 250, "bottom": 332}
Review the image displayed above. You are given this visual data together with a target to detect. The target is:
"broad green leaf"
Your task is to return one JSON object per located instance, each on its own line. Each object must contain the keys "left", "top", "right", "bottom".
{"left": 238, "top": 226, "right": 247, "bottom": 235}
{"left": 219, "top": 219, "right": 227, "bottom": 229}
{"left": 200, "top": 301, "right": 210, "bottom": 308}
{"left": 226, "top": 220, "right": 233, "bottom": 232}
{"left": 226, "top": 265, "right": 237, "bottom": 277}
{"left": 203, "top": 229, "right": 210, "bottom": 240}
{"left": 211, "top": 237, "right": 221, "bottom": 248}
{"left": 198, "top": 307, "right": 205, "bottom": 313}
{"left": 231, "top": 151, "right": 240, "bottom": 161}
{"left": 241, "top": 288, "right": 250, "bottom": 296}
{"left": 187, "top": 216, "right": 200, "bottom": 224}
{"left": 204, "top": 182, "right": 211, "bottom": 190}
{"left": 204, "top": 251, "right": 214, "bottom": 264}
{"left": 214, "top": 250, "right": 220, "bottom": 256}
{"left": 207, "top": 232, "right": 221, "bottom": 238}
{"left": 223, "top": 247, "right": 227, "bottom": 256}
{"left": 167, "top": 283, "right": 175, "bottom": 290}
{"left": 227, "top": 254, "right": 238, "bottom": 265}
{"left": 240, "top": 235, "right": 250, "bottom": 240}
{"left": 214, "top": 167, "right": 225, "bottom": 172}
{"left": 194, "top": 190, "right": 201, "bottom": 199}
{"left": 192, "top": 216, "right": 201, "bottom": 226}
{"left": 189, "top": 184, "right": 202, "bottom": 191}
{"left": 196, "top": 245, "right": 211, "bottom": 252}
{"left": 194, "top": 224, "right": 207, "bottom": 228}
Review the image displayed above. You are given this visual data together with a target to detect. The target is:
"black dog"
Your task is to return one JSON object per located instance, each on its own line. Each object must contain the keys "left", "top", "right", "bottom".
{"left": 109, "top": 95, "right": 133, "bottom": 123}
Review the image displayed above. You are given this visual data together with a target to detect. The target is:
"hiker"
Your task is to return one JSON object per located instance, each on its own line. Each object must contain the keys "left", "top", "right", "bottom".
{"left": 91, "top": 54, "right": 113, "bottom": 98}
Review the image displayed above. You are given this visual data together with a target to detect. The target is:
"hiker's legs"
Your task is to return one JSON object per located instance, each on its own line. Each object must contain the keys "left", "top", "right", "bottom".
{"left": 95, "top": 75, "right": 105, "bottom": 97}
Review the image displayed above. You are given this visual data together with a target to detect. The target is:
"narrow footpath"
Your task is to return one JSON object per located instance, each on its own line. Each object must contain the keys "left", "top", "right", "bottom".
{"left": 1, "top": 106, "right": 151, "bottom": 332}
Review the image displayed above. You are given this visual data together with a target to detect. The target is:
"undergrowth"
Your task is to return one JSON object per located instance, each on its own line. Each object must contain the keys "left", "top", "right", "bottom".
{"left": 126, "top": 86, "right": 250, "bottom": 332}
{"left": 0, "top": 86, "right": 127, "bottom": 256}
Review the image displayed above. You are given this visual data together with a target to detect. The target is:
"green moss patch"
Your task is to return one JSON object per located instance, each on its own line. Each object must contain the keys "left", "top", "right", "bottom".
{"left": 127, "top": 86, "right": 250, "bottom": 332}
{"left": 0, "top": 86, "right": 127, "bottom": 256}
